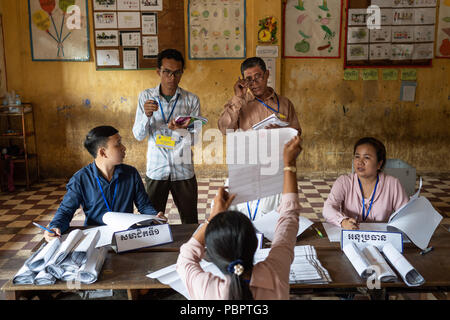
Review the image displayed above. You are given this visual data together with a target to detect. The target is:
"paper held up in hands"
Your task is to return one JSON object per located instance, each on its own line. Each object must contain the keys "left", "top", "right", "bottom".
{"left": 227, "top": 127, "right": 298, "bottom": 204}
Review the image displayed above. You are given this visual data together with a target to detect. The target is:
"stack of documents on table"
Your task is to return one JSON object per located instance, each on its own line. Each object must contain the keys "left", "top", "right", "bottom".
{"left": 254, "top": 246, "right": 332, "bottom": 284}
{"left": 13, "top": 229, "right": 107, "bottom": 286}
{"left": 343, "top": 242, "right": 424, "bottom": 287}
{"left": 252, "top": 114, "right": 289, "bottom": 130}
{"left": 147, "top": 260, "right": 224, "bottom": 300}
{"left": 323, "top": 177, "right": 442, "bottom": 250}
{"left": 252, "top": 210, "right": 314, "bottom": 241}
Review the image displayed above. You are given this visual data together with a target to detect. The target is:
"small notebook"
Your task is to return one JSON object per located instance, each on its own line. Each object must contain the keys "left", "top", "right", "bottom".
{"left": 252, "top": 114, "right": 289, "bottom": 130}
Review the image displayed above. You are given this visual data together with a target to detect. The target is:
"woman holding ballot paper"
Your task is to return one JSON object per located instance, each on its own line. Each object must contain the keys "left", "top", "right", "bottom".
{"left": 176, "top": 136, "right": 302, "bottom": 300}
{"left": 322, "top": 137, "right": 408, "bottom": 230}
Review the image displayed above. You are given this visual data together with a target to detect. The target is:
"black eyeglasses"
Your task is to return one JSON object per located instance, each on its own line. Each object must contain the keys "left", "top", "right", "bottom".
{"left": 161, "top": 68, "right": 183, "bottom": 78}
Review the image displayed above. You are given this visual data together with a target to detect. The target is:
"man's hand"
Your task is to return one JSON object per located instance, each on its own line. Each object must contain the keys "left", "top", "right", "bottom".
{"left": 264, "top": 124, "right": 282, "bottom": 130}
{"left": 234, "top": 77, "right": 248, "bottom": 98}
{"left": 168, "top": 118, "right": 190, "bottom": 131}
{"left": 341, "top": 218, "right": 359, "bottom": 230}
{"left": 156, "top": 211, "right": 168, "bottom": 223}
{"left": 144, "top": 100, "right": 159, "bottom": 117}
{"left": 210, "top": 187, "right": 236, "bottom": 220}
{"left": 44, "top": 228, "right": 61, "bottom": 242}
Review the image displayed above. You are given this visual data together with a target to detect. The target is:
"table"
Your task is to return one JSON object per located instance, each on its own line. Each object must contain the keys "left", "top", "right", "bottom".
{"left": 2, "top": 223, "right": 449, "bottom": 300}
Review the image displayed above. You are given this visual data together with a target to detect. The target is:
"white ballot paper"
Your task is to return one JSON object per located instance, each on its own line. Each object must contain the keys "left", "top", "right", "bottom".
{"left": 72, "top": 230, "right": 101, "bottom": 265}
{"left": 34, "top": 270, "right": 56, "bottom": 286}
{"left": 227, "top": 128, "right": 298, "bottom": 204}
{"left": 84, "top": 212, "right": 165, "bottom": 248}
{"left": 382, "top": 242, "right": 425, "bottom": 287}
{"left": 77, "top": 247, "right": 108, "bottom": 284}
{"left": 343, "top": 243, "right": 397, "bottom": 282}
{"left": 13, "top": 242, "right": 47, "bottom": 284}
{"left": 252, "top": 210, "right": 314, "bottom": 241}
{"left": 27, "top": 238, "right": 61, "bottom": 272}
{"left": 147, "top": 260, "right": 224, "bottom": 300}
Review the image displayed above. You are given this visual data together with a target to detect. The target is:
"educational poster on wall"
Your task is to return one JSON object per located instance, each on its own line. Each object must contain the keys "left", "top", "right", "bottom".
{"left": 28, "top": 0, "right": 90, "bottom": 61}
{"left": 188, "top": 0, "right": 246, "bottom": 59}
{"left": 436, "top": 0, "right": 450, "bottom": 58}
{"left": 92, "top": 0, "right": 185, "bottom": 69}
{"left": 0, "top": 15, "right": 7, "bottom": 97}
{"left": 283, "top": 0, "right": 343, "bottom": 58}
{"left": 344, "top": 0, "right": 437, "bottom": 67}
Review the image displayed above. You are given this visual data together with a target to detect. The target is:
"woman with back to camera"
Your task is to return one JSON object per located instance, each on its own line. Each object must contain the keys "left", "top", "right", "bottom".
{"left": 176, "top": 136, "right": 302, "bottom": 299}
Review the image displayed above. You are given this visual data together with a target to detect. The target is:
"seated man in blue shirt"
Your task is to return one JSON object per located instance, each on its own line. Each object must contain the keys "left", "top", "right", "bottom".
{"left": 44, "top": 125, "right": 166, "bottom": 242}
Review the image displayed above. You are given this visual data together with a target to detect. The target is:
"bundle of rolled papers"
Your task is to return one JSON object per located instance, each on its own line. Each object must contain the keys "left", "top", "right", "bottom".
{"left": 13, "top": 229, "right": 107, "bottom": 286}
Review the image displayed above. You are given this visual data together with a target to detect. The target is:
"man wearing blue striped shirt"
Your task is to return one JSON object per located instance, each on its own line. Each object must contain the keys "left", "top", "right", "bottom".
{"left": 133, "top": 49, "right": 200, "bottom": 224}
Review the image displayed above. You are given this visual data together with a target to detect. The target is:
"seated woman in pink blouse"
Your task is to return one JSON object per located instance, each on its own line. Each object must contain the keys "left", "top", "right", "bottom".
{"left": 176, "top": 136, "right": 303, "bottom": 300}
{"left": 323, "top": 137, "right": 409, "bottom": 230}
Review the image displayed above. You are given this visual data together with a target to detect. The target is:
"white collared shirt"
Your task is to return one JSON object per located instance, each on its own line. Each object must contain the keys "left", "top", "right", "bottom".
{"left": 133, "top": 84, "right": 201, "bottom": 181}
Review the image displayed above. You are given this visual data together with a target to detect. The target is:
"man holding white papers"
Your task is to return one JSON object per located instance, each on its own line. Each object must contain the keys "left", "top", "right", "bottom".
{"left": 322, "top": 137, "right": 408, "bottom": 230}
{"left": 133, "top": 49, "right": 201, "bottom": 224}
{"left": 218, "top": 57, "right": 301, "bottom": 134}
{"left": 45, "top": 126, "right": 166, "bottom": 242}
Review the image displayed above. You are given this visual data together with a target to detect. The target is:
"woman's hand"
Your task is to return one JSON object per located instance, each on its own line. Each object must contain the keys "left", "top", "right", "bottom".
{"left": 209, "top": 187, "right": 236, "bottom": 221}
{"left": 284, "top": 136, "right": 302, "bottom": 166}
{"left": 341, "top": 218, "right": 359, "bottom": 230}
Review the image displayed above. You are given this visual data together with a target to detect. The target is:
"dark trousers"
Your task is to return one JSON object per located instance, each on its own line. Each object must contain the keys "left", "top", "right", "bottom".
{"left": 145, "top": 175, "right": 198, "bottom": 224}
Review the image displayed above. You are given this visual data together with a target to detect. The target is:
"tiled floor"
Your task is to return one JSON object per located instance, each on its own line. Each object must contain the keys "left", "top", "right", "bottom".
{"left": 0, "top": 173, "right": 449, "bottom": 300}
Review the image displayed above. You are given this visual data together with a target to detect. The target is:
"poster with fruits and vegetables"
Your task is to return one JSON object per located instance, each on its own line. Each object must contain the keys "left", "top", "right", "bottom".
{"left": 188, "top": 0, "right": 246, "bottom": 59}
{"left": 28, "top": 0, "right": 90, "bottom": 61}
{"left": 436, "top": 0, "right": 450, "bottom": 58}
{"left": 283, "top": 0, "right": 343, "bottom": 58}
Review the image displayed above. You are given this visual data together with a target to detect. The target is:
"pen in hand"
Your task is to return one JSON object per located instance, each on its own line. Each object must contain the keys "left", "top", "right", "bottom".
{"left": 32, "top": 222, "right": 60, "bottom": 237}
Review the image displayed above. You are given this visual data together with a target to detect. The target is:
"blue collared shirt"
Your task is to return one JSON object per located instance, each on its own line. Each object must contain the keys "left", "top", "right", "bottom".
{"left": 49, "top": 163, "right": 158, "bottom": 233}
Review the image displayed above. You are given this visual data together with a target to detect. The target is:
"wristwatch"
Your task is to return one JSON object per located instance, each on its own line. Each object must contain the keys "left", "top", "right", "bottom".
{"left": 283, "top": 166, "right": 297, "bottom": 173}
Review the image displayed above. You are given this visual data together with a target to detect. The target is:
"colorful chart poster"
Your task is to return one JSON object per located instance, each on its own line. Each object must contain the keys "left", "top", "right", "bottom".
{"left": 28, "top": 0, "right": 90, "bottom": 61}
{"left": 284, "top": 0, "right": 343, "bottom": 58}
{"left": 188, "top": 0, "right": 246, "bottom": 59}
{"left": 436, "top": 0, "right": 450, "bottom": 58}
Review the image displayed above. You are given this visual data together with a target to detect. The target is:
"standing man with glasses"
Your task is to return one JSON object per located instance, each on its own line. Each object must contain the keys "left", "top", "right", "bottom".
{"left": 217, "top": 57, "right": 302, "bottom": 221}
{"left": 218, "top": 57, "right": 301, "bottom": 134}
{"left": 133, "top": 48, "right": 200, "bottom": 224}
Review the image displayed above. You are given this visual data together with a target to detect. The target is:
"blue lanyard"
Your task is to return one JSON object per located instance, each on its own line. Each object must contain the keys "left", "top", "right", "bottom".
{"left": 255, "top": 93, "right": 280, "bottom": 114}
{"left": 358, "top": 175, "right": 379, "bottom": 221}
{"left": 96, "top": 176, "right": 118, "bottom": 212}
{"left": 157, "top": 94, "right": 179, "bottom": 124}
{"left": 247, "top": 199, "right": 261, "bottom": 221}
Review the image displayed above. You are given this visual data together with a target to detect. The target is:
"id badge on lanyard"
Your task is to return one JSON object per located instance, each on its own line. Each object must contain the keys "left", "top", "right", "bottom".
{"left": 156, "top": 96, "right": 179, "bottom": 149}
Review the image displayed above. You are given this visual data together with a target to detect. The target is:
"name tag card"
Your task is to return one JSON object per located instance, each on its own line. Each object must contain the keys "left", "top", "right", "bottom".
{"left": 341, "top": 230, "right": 403, "bottom": 253}
{"left": 155, "top": 135, "right": 175, "bottom": 149}
{"left": 112, "top": 224, "right": 173, "bottom": 253}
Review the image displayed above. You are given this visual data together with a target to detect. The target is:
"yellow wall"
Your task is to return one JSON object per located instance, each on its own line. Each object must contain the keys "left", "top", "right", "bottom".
{"left": 0, "top": 0, "right": 448, "bottom": 179}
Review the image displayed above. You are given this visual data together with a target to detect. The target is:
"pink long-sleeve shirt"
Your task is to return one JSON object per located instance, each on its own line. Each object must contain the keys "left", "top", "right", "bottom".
{"left": 176, "top": 193, "right": 301, "bottom": 300}
{"left": 322, "top": 172, "right": 409, "bottom": 227}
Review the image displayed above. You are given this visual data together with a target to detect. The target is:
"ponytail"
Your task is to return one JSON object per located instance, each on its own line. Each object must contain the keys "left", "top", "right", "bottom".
{"left": 205, "top": 211, "right": 258, "bottom": 300}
